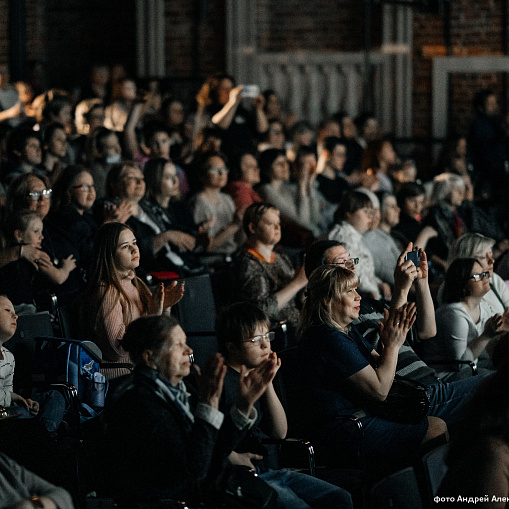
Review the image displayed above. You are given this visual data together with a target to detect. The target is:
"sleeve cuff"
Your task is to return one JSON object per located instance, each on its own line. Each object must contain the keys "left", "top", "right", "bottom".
{"left": 195, "top": 402, "right": 224, "bottom": 430}
{"left": 230, "top": 405, "right": 258, "bottom": 430}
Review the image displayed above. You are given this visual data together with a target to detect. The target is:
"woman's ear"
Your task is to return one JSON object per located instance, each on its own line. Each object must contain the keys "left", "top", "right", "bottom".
{"left": 14, "top": 229, "right": 23, "bottom": 244}
{"left": 142, "top": 349, "right": 157, "bottom": 370}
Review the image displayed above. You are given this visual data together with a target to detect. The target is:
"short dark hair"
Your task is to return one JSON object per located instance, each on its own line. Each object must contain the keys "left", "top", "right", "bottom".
{"left": 442, "top": 258, "right": 479, "bottom": 304}
{"left": 305, "top": 239, "right": 344, "bottom": 277}
{"left": 395, "top": 182, "right": 426, "bottom": 209}
{"left": 122, "top": 314, "right": 180, "bottom": 366}
{"left": 216, "top": 302, "right": 270, "bottom": 355}
{"left": 333, "top": 191, "right": 372, "bottom": 224}
{"left": 242, "top": 201, "right": 278, "bottom": 236}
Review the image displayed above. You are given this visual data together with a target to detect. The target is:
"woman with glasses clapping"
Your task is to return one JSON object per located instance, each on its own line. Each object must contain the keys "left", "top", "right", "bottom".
{"left": 420, "top": 258, "right": 506, "bottom": 380}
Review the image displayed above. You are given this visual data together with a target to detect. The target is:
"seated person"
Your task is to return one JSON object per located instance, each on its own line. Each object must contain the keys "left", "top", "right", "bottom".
{"left": 216, "top": 302, "right": 353, "bottom": 509}
{"left": 0, "top": 295, "right": 66, "bottom": 434}
{"left": 100, "top": 161, "right": 193, "bottom": 276}
{"left": 441, "top": 233, "right": 509, "bottom": 315}
{"left": 298, "top": 265, "right": 447, "bottom": 468}
{"left": 0, "top": 211, "right": 75, "bottom": 314}
{"left": 230, "top": 202, "right": 307, "bottom": 337}
{"left": 225, "top": 151, "right": 262, "bottom": 212}
{"left": 305, "top": 239, "right": 438, "bottom": 382}
{"left": 102, "top": 314, "right": 277, "bottom": 506}
{"left": 0, "top": 452, "right": 74, "bottom": 509}
{"left": 328, "top": 191, "right": 388, "bottom": 300}
{"left": 187, "top": 151, "right": 241, "bottom": 256}
{"left": 363, "top": 191, "right": 403, "bottom": 287}
{"left": 77, "top": 223, "right": 184, "bottom": 380}
{"left": 419, "top": 258, "right": 503, "bottom": 380}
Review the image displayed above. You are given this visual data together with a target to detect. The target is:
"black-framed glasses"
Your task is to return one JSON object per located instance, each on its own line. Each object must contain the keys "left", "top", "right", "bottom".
{"left": 72, "top": 184, "right": 95, "bottom": 192}
{"left": 470, "top": 271, "right": 490, "bottom": 282}
{"left": 208, "top": 166, "right": 229, "bottom": 176}
{"left": 28, "top": 189, "right": 52, "bottom": 201}
{"left": 244, "top": 332, "right": 276, "bottom": 345}
{"left": 332, "top": 258, "right": 359, "bottom": 270}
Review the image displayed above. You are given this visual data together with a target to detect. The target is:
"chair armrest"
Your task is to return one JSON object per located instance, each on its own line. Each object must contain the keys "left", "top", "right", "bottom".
{"left": 260, "top": 437, "right": 316, "bottom": 476}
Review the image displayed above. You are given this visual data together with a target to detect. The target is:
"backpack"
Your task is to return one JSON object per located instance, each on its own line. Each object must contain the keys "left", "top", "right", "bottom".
{"left": 32, "top": 336, "right": 107, "bottom": 421}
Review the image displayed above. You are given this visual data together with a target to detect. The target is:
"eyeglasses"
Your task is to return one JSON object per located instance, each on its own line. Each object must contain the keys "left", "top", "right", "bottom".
{"left": 208, "top": 166, "right": 229, "bottom": 176}
{"left": 124, "top": 176, "right": 145, "bottom": 184}
{"left": 72, "top": 184, "right": 95, "bottom": 192}
{"left": 28, "top": 189, "right": 52, "bottom": 201}
{"left": 470, "top": 271, "right": 490, "bottom": 282}
{"left": 331, "top": 258, "right": 359, "bottom": 270}
{"left": 244, "top": 332, "right": 275, "bottom": 345}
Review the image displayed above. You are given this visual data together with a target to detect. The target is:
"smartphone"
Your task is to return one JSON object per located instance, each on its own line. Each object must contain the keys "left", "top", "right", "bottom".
{"left": 405, "top": 250, "right": 420, "bottom": 266}
{"left": 242, "top": 84, "right": 260, "bottom": 98}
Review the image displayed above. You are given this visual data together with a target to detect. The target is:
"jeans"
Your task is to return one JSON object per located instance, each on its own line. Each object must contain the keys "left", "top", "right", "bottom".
{"left": 426, "top": 374, "right": 487, "bottom": 425}
{"left": 259, "top": 468, "right": 353, "bottom": 509}
{"left": 5, "top": 390, "right": 66, "bottom": 433}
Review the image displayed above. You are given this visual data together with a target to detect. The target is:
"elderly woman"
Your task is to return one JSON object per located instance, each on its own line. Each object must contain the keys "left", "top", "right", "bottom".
{"left": 423, "top": 172, "right": 467, "bottom": 270}
{"left": 298, "top": 265, "right": 447, "bottom": 467}
{"left": 230, "top": 202, "right": 307, "bottom": 335}
{"left": 103, "top": 314, "right": 277, "bottom": 506}
{"left": 419, "top": 258, "right": 504, "bottom": 380}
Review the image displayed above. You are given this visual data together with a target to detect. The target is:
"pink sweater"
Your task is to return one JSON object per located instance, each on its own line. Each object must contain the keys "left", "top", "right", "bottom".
{"left": 94, "top": 270, "right": 144, "bottom": 380}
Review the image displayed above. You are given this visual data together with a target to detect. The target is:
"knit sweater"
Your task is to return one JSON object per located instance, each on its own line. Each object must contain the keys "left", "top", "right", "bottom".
{"left": 93, "top": 270, "right": 144, "bottom": 380}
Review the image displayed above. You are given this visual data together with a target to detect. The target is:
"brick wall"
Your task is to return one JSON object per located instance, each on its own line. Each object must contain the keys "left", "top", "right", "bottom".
{"left": 413, "top": 0, "right": 507, "bottom": 138}
{"left": 257, "top": 0, "right": 382, "bottom": 52}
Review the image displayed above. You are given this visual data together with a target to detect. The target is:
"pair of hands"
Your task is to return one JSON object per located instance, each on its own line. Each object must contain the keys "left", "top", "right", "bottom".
{"left": 379, "top": 302, "right": 417, "bottom": 351}
{"left": 149, "top": 281, "right": 185, "bottom": 315}
{"left": 103, "top": 200, "right": 133, "bottom": 224}
{"left": 394, "top": 242, "right": 428, "bottom": 293}
{"left": 198, "top": 352, "right": 280, "bottom": 415}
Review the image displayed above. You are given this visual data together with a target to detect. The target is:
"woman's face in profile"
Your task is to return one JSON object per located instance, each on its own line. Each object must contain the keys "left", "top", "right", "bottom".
{"left": 159, "top": 163, "right": 180, "bottom": 198}
{"left": 270, "top": 155, "right": 290, "bottom": 182}
{"left": 331, "top": 286, "right": 362, "bottom": 327}
{"left": 153, "top": 325, "right": 193, "bottom": 386}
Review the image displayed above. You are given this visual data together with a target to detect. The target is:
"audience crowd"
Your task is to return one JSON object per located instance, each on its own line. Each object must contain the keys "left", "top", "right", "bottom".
{"left": 1, "top": 65, "right": 509, "bottom": 507}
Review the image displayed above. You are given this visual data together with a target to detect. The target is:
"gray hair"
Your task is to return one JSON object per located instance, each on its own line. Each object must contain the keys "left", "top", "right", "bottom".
{"left": 431, "top": 172, "right": 465, "bottom": 204}
{"left": 447, "top": 233, "right": 495, "bottom": 267}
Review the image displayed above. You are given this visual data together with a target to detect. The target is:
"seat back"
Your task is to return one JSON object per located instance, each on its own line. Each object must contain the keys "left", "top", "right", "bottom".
{"left": 370, "top": 466, "right": 424, "bottom": 509}
{"left": 421, "top": 442, "right": 450, "bottom": 504}
{"left": 175, "top": 273, "right": 216, "bottom": 334}
{"left": 4, "top": 312, "right": 54, "bottom": 395}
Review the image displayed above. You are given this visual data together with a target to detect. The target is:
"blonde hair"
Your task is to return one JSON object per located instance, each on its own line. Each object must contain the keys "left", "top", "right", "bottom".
{"left": 299, "top": 264, "right": 359, "bottom": 335}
